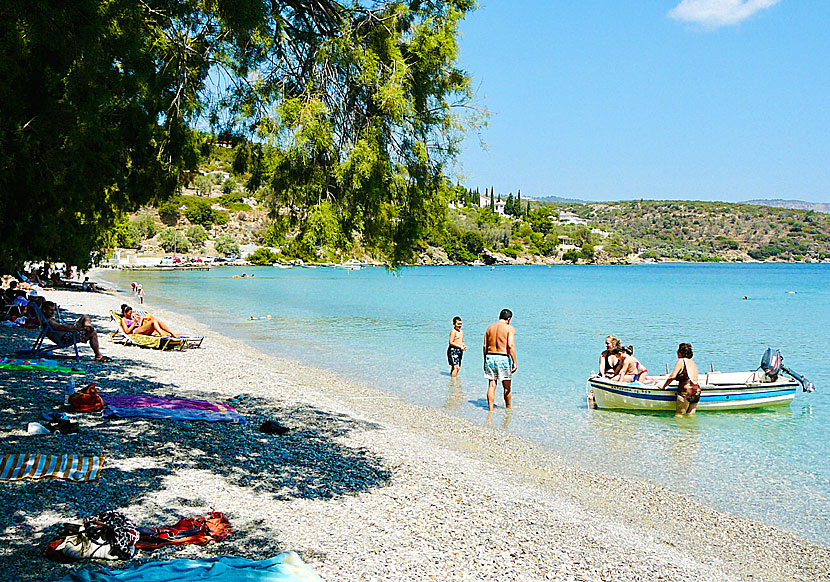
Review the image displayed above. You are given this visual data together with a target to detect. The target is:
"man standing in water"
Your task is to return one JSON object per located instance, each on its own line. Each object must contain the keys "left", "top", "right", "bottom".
{"left": 483, "top": 308, "right": 517, "bottom": 411}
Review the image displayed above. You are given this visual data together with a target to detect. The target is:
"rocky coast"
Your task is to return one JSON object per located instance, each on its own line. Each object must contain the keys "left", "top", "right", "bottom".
{"left": 0, "top": 286, "right": 827, "bottom": 581}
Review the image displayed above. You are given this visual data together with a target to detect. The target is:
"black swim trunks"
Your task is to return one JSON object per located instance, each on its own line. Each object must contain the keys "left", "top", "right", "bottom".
{"left": 447, "top": 345, "right": 463, "bottom": 367}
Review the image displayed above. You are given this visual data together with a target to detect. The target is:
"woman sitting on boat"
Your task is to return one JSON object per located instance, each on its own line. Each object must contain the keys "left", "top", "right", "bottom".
{"left": 611, "top": 345, "right": 655, "bottom": 384}
{"left": 119, "top": 304, "right": 179, "bottom": 338}
{"left": 599, "top": 335, "right": 621, "bottom": 378}
{"left": 662, "top": 342, "right": 701, "bottom": 416}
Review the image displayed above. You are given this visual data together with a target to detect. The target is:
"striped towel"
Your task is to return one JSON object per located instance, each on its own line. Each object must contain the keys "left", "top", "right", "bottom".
{"left": 0, "top": 454, "right": 104, "bottom": 482}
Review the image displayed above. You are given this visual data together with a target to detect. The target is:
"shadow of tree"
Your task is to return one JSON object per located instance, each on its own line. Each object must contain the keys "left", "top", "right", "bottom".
{"left": 0, "top": 343, "right": 392, "bottom": 582}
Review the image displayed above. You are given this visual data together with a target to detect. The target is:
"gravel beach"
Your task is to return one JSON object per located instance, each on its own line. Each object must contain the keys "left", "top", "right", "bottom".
{"left": 0, "top": 286, "right": 827, "bottom": 581}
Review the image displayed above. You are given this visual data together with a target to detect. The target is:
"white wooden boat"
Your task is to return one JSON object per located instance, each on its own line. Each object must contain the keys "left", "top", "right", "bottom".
{"left": 587, "top": 371, "right": 801, "bottom": 411}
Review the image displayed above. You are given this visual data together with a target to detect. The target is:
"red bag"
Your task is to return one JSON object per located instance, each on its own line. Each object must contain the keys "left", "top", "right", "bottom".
{"left": 68, "top": 383, "right": 105, "bottom": 412}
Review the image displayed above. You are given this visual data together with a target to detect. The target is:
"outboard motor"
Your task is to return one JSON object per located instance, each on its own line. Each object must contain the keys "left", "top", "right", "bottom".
{"left": 760, "top": 348, "right": 782, "bottom": 379}
{"left": 761, "top": 348, "right": 815, "bottom": 392}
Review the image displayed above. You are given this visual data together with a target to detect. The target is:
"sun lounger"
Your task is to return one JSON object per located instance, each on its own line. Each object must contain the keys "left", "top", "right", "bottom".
{"left": 110, "top": 312, "right": 203, "bottom": 350}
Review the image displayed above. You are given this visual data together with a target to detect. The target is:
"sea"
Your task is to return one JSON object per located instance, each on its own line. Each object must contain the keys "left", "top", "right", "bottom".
{"left": 101, "top": 263, "right": 830, "bottom": 545}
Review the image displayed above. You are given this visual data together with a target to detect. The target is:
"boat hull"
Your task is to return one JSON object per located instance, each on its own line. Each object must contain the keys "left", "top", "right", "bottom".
{"left": 587, "top": 374, "right": 798, "bottom": 411}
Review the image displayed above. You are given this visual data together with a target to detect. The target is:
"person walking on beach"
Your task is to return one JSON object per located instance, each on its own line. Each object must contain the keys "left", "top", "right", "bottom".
{"left": 137, "top": 284, "right": 144, "bottom": 304}
{"left": 483, "top": 308, "right": 517, "bottom": 411}
{"left": 447, "top": 316, "right": 467, "bottom": 377}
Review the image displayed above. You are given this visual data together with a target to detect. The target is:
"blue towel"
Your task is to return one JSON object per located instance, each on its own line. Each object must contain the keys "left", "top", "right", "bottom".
{"left": 59, "top": 552, "right": 322, "bottom": 582}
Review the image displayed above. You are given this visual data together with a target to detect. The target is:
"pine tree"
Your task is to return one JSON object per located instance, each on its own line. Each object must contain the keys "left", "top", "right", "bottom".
{"left": 506, "top": 193, "right": 515, "bottom": 216}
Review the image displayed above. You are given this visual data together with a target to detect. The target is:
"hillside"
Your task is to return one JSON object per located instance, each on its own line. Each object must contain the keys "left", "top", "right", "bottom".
{"left": 112, "top": 144, "right": 830, "bottom": 265}
{"left": 743, "top": 199, "right": 830, "bottom": 214}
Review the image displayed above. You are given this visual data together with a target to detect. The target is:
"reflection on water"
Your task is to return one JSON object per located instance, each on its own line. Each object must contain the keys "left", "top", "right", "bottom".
{"left": 443, "top": 378, "right": 465, "bottom": 410}
{"left": 100, "top": 263, "right": 830, "bottom": 544}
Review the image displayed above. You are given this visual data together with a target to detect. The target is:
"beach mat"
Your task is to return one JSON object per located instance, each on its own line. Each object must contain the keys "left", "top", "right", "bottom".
{"left": 0, "top": 357, "right": 83, "bottom": 374}
{"left": 58, "top": 552, "right": 322, "bottom": 581}
{"left": 102, "top": 395, "right": 244, "bottom": 423}
{"left": 0, "top": 454, "right": 103, "bottom": 482}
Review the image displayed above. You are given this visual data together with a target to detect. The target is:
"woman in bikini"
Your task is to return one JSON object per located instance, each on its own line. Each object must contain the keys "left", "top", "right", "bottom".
{"left": 120, "top": 304, "right": 179, "bottom": 338}
{"left": 662, "top": 342, "right": 701, "bottom": 416}
{"left": 599, "top": 335, "right": 621, "bottom": 378}
{"left": 610, "top": 345, "right": 655, "bottom": 384}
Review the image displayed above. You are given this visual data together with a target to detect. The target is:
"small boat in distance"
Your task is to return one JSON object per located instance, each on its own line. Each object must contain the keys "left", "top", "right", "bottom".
{"left": 587, "top": 349, "right": 814, "bottom": 411}
{"left": 338, "top": 259, "right": 365, "bottom": 270}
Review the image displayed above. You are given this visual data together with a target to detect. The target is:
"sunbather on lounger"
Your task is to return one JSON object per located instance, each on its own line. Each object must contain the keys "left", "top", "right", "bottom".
{"left": 120, "top": 304, "right": 179, "bottom": 337}
{"left": 42, "top": 301, "right": 111, "bottom": 362}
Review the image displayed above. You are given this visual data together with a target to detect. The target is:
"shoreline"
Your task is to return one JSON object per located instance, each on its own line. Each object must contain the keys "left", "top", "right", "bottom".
{"left": 0, "top": 285, "right": 827, "bottom": 581}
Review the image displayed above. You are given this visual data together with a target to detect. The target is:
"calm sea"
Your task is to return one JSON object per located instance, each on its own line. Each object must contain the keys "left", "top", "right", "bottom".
{"left": 101, "top": 263, "right": 830, "bottom": 544}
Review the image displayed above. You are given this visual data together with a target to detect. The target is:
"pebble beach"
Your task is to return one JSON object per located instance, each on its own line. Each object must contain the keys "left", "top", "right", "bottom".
{"left": 0, "top": 285, "right": 828, "bottom": 582}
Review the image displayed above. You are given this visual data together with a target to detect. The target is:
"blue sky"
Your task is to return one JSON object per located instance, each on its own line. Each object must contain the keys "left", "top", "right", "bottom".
{"left": 454, "top": 1, "right": 829, "bottom": 203}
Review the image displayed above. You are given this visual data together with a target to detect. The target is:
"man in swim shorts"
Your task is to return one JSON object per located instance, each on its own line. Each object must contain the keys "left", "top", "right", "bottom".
{"left": 447, "top": 316, "right": 467, "bottom": 377}
{"left": 483, "top": 308, "right": 517, "bottom": 411}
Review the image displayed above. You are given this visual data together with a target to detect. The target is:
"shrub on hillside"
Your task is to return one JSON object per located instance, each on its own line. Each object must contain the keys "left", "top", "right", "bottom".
{"left": 214, "top": 234, "right": 240, "bottom": 256}
{"left": 248, "top": 247, "right": 279, "bottom": 265}
{"left": 158, "top": 201, "right": 180, "bottom": 225}
{"left": 158, "top": 228, "right": 190, "bottom": 253}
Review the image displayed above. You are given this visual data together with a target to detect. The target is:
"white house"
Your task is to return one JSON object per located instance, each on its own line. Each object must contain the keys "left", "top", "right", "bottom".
{"left": 478, "top": 194, "right": 506, "bottom": 216}
{"left": 558, "top": 211, "right": 588, "bottom": 226}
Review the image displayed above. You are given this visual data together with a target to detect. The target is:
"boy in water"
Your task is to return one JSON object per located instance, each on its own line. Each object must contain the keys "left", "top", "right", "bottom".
{"left": 447, "top": 316, "right": 467, "bottom": 377}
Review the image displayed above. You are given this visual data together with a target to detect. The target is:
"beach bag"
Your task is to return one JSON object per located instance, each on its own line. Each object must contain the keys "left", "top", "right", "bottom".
{"left": 68, "top": 383, "right": 105, "bottom": 412}
{"left": 45, "top": 511, "right": 138, "bottom": 562}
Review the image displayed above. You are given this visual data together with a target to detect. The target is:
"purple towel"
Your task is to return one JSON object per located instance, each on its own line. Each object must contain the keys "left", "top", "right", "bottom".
{"left": 102, "top": 395, "right": 244, "bottom": 423}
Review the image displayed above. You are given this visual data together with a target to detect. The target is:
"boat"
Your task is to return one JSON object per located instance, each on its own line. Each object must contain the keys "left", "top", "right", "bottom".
{"left": 586, "top": 348, "right": 814, "bottom": 411}
{"left": 337, "top": 259, "right": 365, "bottom": 270}
{"left": 272, "top": 263, "right": 292, "bottom": 269}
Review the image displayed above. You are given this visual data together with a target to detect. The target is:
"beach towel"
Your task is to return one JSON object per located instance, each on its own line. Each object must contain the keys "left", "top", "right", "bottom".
{"left": 58, "top": 552, "right": 322, "bottom": 582}
{"left": 0, "top": 357, "right": 83, "bottom": 374}
{"left": 102, "top": 395, "right": 244, "bottom": 423}
{"left": 0, "top": 454, "right": 103, "bottom": 481}
{"left": 135, "top": 511, "right": 232, "bottom": 549}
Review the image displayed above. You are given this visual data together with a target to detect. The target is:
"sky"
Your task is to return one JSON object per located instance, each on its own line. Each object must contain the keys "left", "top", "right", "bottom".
{"left": 454, "top": 1, "right": 830, "bottom": 203}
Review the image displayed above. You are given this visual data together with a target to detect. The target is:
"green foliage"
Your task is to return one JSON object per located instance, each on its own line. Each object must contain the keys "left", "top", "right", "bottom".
{"left": 194, "top": 175, "right": 214, "bottom": 197}
{"left": 214, "top": 234, "right": 240, "bottom": 257}
{"left": 0, "top": 1, "right": 480, "bottom": 271}
{"left": 562, "top": 250, "right": 584, "bottom": 263}
{"left": 131, "top": 215, "right": 157, "bottom": 240}
{"left": 157, "top": 228, "right": 190, "bottom": 253}
{"left": 248, "top": 247, "right": 279, "bottom": 265}
{"left": 185, "top": 225, "right": 208, "bottom": 248}
{"left": 111, "top": 216, "right": 142, "bottom": 249}
{"left": 183, "top": 199, "right": 228, "bottom": 227}
{"left": 158, "top": 202, "right": 180, "bottom": 226}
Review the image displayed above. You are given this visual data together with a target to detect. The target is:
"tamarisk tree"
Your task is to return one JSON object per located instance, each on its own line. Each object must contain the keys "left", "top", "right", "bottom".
{"left": 0, "top": 0, "right": 481, "bottom": 270}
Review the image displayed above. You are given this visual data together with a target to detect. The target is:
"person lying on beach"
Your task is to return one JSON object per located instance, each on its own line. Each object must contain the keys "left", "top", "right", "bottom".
{"left": 610, "top": 345, "right": 655, "bottom": 384}
{"left": 120, "top": 304, "right": 179, "bottom": 337}
{"left": 598, "top": 335, "right": 621, "bottom": 378}
{"left": 42, "top": 301, "right": 111, "bottom": 362}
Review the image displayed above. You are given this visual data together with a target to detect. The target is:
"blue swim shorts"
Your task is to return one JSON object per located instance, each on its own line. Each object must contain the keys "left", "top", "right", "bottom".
{"left": 484, "top": 354, "right": 512, "bottom": 381}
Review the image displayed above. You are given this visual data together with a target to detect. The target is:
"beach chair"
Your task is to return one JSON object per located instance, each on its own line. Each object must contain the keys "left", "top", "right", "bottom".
{"left": 109, "top": 312, "right": 202, "bottom": 351}
{"left": 131, "top": 308, "right": 204, "bottom": 349}
{"left": 18, "top": 303, "right": 80, "bottom": 362}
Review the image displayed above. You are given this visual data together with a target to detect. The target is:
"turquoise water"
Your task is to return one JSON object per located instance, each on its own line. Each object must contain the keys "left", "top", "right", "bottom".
{"left": 102, "top": 264, "right": 830, "bottom": 544}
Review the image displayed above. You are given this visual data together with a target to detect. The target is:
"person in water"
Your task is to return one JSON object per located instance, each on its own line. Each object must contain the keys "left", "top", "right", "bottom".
{"left": 119, "top": 304, "right": 178, "bottom": 337}
{"left": 611, "top": 345, "right": 654, "bottom": 384}
{"left": 447, "top": 316, "right": 467, "bottom": 377}
{"left": 599, "top": 335, "right": 621, "bottom": 378}
{"left": 662, "top": 342, "right": 701, "bottom": 416}
{"left": 483, "top": 308, "right": 517, "bottom": 411}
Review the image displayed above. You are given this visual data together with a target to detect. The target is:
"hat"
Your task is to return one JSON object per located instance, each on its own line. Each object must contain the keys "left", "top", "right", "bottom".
{"left": 28, "top": 289, "right": 38, "bottom": 297}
